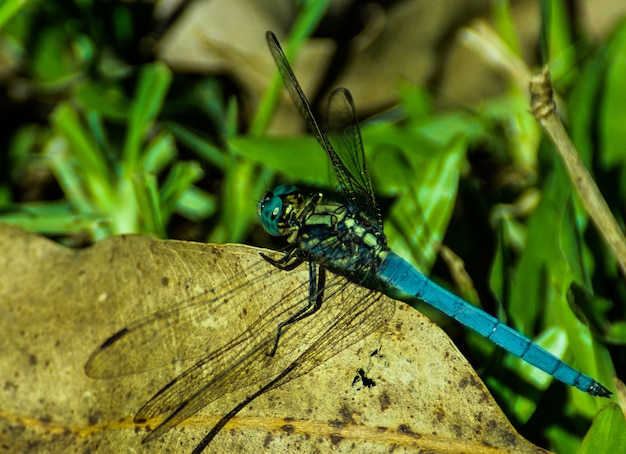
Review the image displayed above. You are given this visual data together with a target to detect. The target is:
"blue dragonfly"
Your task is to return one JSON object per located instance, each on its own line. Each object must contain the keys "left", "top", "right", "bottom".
{"left": 86, "top": 31, "right": 611, "bottom": 453}
{"left": 259, "top": 31, "right": 611, "bottom": 399}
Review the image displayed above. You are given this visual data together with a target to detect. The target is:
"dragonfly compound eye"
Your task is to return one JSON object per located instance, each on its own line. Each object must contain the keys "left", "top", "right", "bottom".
{"left": 258, "top": 185, "right": 302, "bottom": 236}
{"left": 259, "top": 190, "right": 285, "bottom": 236}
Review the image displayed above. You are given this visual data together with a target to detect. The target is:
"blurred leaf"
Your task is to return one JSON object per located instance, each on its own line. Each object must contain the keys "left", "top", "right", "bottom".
{"left": 31, "top": 25, "right": 90, "bottom": 85}
{"left": 167, "top": 122, "right": 227, "bottom": 171}
{"left": 367, "top": 124, "right": 466, "bottom": 271}
{"left": 605, "top": 321, "right": 626, "bottom": 344}
{"left": 50, "top": 103, "right": 111, "bottom": 193}
{"left": 415, "top": 110, "right": 490, "bottom": 148}
{"left": 0, "top": 0, "right": 28, "bottom": 31}
{"left": 210, "top": 153, "right": 267, "bottom": 244}
{"left": 600, "top": 22, "right": 626, "bottom": 169}
{"left": 230, "top": 135, "right": 329, "bottom": 185}
{"left": 501, "top": 156, "right": 616, "bottom": 420}
{"left": 75, "top": 81, "right": 130, "bottom": 121}
{"left": 509, "top": 159, "right": 574, "bottom": 334}
{"left": 397, "top": 81, "right": 432, "bottom": 123}
{"left": 493, "top": 0, "right": 522, "bottom": 56}
{"left": 0, "top": 201, "right": 99, "bottom": 235}
{"left": 543, "top": 0, "right": 578, "bottom": 83}
{"left": 123, "top": 63, "right": 173, "bottom": 169}
{"left": 141, "top": 132, "right": 177, "bottom": 175}
{"left": 578, "top": 404, "right": 626, "bottom": 454}
{"left": 159, "top": 160, "right": 204, "bottom": 220}
{"left": 568, "top": 43, "right": 605, "bottom": 167}
{"left": 132, "top": 171, "right": 165, "bottom": 237}
{"left": 249, "top": 0, "right": 330, "bottom": 137}
{"left": 174, "top": 186, "right": 216, "bottom": 222}
{"left": 489, "top": 221, "right": 508, "bottom": 308}
{"left": 44, "top": 134, "right": 101, "bottom": 214}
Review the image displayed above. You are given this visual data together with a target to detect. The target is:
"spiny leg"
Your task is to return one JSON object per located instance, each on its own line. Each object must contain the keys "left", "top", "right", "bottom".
{"left": 260, "top": 246, "right": 303, "bottom": 271}
{"left": 268, "top": 261, "right": 326, "bottom": 357}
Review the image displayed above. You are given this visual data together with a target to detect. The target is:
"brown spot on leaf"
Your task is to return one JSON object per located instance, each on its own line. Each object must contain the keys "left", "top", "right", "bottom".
{"left": 398, "top": 424, "right": 420, "bottom": 439}
{"left": 330, "top": 433, "right": 343, "bottom": 445}
{"left": 379, "top": 391, "right": 391, "bottom": 411}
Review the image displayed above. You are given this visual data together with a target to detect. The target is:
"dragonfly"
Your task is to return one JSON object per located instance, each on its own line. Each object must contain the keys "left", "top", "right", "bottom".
{"left": 259, "top": 30, "right": 610, "bottom": 398}
{"left": 86, "top": 31, "right": 611, "bottom": 453}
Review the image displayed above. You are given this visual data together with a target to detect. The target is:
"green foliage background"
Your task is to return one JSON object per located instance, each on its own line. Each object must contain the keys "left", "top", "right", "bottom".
{"left": 0, "top": 1, "right": 623, "bottom": 452}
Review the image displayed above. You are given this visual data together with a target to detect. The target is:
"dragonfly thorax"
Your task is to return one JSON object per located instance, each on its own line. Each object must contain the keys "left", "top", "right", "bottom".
{"left": 298, "top": 199, "right": 389, "bottom": 278}
{"left": 259, "top": 184, "right": 389, "bottom": 276}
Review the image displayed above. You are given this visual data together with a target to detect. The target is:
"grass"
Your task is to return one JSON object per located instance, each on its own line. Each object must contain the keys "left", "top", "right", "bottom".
{"left": 0, "top": 1, "right": 623, "bottom": 452}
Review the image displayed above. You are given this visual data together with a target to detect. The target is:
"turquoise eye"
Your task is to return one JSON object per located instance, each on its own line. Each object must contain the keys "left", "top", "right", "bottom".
{"left": 259, "top": 192, "right": 283, "bottom": 236}
{"left": 258, "top": 185, "right": 298, "bottom": 236}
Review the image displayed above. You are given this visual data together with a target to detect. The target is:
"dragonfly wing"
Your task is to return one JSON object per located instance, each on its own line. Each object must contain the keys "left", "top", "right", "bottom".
{"left": 84, "top": 294, "right": 223, "bottom": 378}
{"left": 266, "top": 32, "right": 332, "bottom": 155}
{"left": 84, "top": 258, "right": 290, "bottom": 378}
{"left": 266, "top": 32, "right": 381, "bottom": 225}
{"left": 138, "top": 274, "right": 396, "bottom": 443}
{"left": 326, "top": 87, "right": 381, "bottom": 225}
{"left": 138, "top": 340, "right": 273, "bottom": 443}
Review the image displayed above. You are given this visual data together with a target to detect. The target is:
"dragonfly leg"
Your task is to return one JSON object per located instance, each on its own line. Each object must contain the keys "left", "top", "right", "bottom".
{"left": 260, "top": 246, "right": 303, "bottom": 271}
{"left": 268, "top": 262, "right": 326, "bottom": 356}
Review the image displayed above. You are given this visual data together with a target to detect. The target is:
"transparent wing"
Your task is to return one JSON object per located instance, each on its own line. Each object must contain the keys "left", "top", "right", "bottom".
{"left": 266, "top": 31, "right": 381, "bottom": 225}
{"left": 85, "top": 246, "right": 396, "bottom": 443}
{"left": 84, "top": 258, "right": 292, "bottom": 377}
{"left": 134, "top": 275, "right": 394, "bottom": 443}
{"left": 326, "top": 87, "right": 381, "bottom": 225}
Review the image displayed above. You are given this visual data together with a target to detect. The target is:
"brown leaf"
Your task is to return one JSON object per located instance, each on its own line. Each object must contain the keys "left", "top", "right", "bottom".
{"left": 0, "top": 223, "right": 547, "bottom": 453}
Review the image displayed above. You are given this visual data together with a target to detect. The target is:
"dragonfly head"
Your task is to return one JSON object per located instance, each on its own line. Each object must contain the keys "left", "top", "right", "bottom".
{"left": 258, "top": 184, "right": 304, "bottom": 237}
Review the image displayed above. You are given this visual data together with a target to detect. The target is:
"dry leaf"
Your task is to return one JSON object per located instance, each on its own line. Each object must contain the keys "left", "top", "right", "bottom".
{"left": 0, "top": 223, "right": 547, "bottom": 453}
